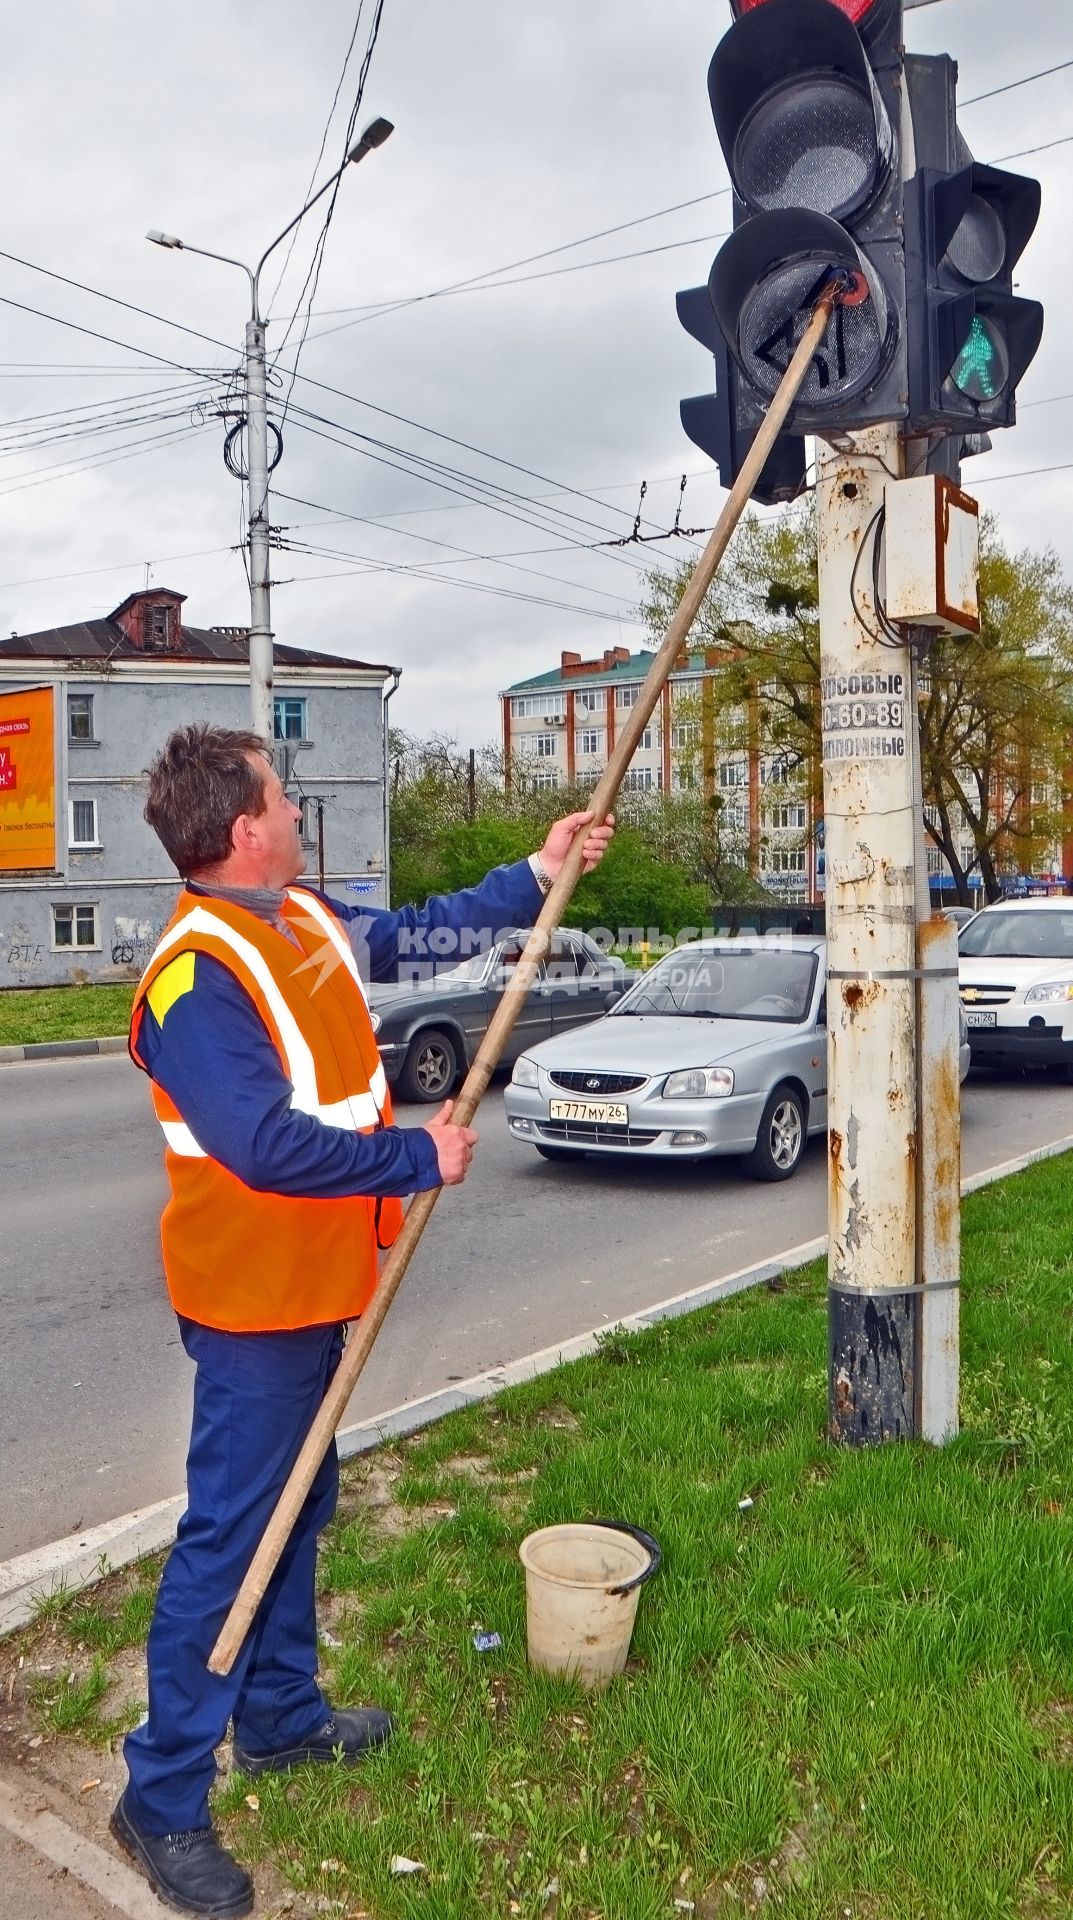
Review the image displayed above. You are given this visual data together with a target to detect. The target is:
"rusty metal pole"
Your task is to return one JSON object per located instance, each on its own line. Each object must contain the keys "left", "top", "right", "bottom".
{"left": 818, "top": 425, "right": 922, "bottom": 1442}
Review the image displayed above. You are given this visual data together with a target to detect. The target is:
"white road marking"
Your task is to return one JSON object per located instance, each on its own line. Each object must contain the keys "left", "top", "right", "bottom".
{"left": 0, "top": 1776, "right": 168, "bottom": 1917}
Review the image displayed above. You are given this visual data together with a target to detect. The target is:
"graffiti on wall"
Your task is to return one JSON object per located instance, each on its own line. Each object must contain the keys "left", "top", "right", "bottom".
{"left": 110, "top": 916, "right": 165, "bottom": 971}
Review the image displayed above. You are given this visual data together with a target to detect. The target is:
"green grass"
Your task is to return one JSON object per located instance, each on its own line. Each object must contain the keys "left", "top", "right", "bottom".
{"left": 0, "top": 983, "right": 134, "bottom": 1046}
{"left": 24, "top": 1155, "right": 1073, "bottom": 1915}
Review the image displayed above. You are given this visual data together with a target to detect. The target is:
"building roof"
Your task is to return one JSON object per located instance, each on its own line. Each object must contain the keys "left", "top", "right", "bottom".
{"left": 504, "top": 650, "right": 658, "bottom": 694}
{"left": 503, "top": 646, "right": 720, "bottom": 696}
{"left": 0, "top": 590, "right": 394, "bottom": 674}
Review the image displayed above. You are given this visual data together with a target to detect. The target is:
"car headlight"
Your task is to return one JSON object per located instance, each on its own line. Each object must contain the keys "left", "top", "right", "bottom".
{"left": 512, "top": 1056, "right": 540, "bottom": 1088}
{"left": 664, "top": 1067, "right": 735, "bottom": 1098}
{"left": 1024, "top": 981, "right": 1073, "bottom": 1004}
{"left": 369, "top": 1009, "right": 382, "bottom": 1033}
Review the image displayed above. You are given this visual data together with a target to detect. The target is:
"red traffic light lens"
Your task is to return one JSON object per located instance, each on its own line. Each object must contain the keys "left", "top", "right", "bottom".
{"left": 732, "top": 0, "right": 878, "bottom": 18}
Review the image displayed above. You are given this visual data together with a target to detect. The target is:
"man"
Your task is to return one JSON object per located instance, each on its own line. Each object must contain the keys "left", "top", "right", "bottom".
{"left": 112, "top": 723, "right": 613, "bottom": 1917}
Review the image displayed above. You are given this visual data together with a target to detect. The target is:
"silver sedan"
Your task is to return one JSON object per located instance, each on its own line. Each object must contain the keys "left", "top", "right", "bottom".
{"left": 505, "top": 936, "right": 828, "bottom": 1180}
{"left": 504, "top": 934, "right": 971, "bottom": 1181}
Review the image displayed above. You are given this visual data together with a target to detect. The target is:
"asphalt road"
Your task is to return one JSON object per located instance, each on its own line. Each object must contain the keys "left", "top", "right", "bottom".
{"left": 1, "top": 1053, "right": 1071, "bottom": 1562}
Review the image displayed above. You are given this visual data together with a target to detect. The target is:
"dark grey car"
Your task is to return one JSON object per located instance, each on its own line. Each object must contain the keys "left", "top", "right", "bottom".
{"left": 370, "top": 928, "right": 635, "bottom": 1103}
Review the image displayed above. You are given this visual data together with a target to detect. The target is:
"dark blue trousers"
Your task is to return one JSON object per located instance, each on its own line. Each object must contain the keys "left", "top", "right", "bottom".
{"left": 123, "top": 1317, "right": 344, "bottom": 1835}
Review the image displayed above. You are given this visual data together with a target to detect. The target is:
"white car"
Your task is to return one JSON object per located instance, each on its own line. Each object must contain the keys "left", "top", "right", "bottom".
{"left": 958, "top": 897, "right": 1073, "bottom": 1080}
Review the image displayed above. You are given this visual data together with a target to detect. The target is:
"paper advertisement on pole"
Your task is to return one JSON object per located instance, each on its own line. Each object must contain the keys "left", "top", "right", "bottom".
{"left": 0, "top": 685, "right": 57, "bottom": 871}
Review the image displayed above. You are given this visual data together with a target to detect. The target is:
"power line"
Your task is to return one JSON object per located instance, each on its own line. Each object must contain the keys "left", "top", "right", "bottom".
{"left": 960, "top": 55, "right": 1073, "bottom": 107}
{"left": 991, "top": 132, "right": 1073, "bottom": 165}
{"left": 0, "top": 292, "right": 225, "bottom": 381}
{"left": 272, "top": 0, "right": 388, "bottom": 420}
{"left": 263, "top": 5, "right": 369, "bottom": 320}
{"left": 0, "top": 247, "right": 236, "bottom": 362}
{"left": 0, "top": 420, "right": 206, "bottom": 502}
{"left": 303, "top": 189, "right": 733, "bottom": 336}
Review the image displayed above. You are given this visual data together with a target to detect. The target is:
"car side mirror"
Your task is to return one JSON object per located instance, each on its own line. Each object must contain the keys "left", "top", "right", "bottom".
{"left": 602, "top": 990, "right": 620, "bottom": 1013}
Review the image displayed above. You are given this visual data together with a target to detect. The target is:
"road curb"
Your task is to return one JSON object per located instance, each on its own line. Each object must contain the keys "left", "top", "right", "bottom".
{"left": 3, "top": 1128, "right": 1072, "bottom": 1636}
{"left": 0, "top": 1036, "right": 128, "bottom": 1064}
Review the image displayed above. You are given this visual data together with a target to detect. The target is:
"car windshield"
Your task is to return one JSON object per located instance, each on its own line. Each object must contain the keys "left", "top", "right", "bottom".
{"left": 614, "top": 947, "right": 817, "bottom": 1022}
{"left": 959, "top": 909, "right": 1073, "bottom": 961}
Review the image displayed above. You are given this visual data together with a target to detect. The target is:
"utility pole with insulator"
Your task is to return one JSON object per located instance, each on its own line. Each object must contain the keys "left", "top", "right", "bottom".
{"left": 146, "top": 116, "right": 395, "bottom": 751}
{"left": 677, "top": 0, "right": 1043, "bottom": 1444}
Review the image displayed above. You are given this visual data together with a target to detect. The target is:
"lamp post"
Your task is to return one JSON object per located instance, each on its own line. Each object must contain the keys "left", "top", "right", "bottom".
{"left": 147, "top": 116, "right": 394, "bottom": 745}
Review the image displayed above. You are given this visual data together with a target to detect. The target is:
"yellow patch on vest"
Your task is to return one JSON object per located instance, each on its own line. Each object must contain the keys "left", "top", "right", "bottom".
{"left": 147, "top": 952, "right": 196, "bottom": 1026}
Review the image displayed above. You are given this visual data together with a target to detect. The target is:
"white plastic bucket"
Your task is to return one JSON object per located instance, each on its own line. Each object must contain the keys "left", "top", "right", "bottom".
{"left": 518, "top": 1521, "right": 661, "bottom": 1689}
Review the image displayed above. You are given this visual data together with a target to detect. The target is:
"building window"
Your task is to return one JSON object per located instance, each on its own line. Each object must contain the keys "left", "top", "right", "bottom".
{"left": 671, "top": 765, "right": 697, "bottom": 791}
{"left": 535, "top": 733, "right": 558, "bottom": 758}
{"left": 720, "top": 803, "right": 747, "bottom": 833}
{"left": 147, "top": 604, "right": 171, "bottom": 649}
{"left": 532, "top": 766, "right": 561, "bottom": 790}
{"left": 69, "top": 797, "right": 99, "bottom": 847}
{"left": 674, "top": 675, "right": 702, "bottom": 699}
{"left": 764, "top": 803, "right": 806, "bottom": 831}
{"left": 616, "top": 685, "right": 640, "bottom": 709}
{"left": 512, "top": 693, "right": 564, "bottom": 720}
{"left": 960, "top": 844, "right": 979, "bottom": 874}
{"left": 273, "top": 696, "right": 307, "bottom": 741}
{"left": 623, "top": 766, "right": 659, "bottom": 791}
{"left": 298, "top": 796, "right": 319, "bottom": 849}
{"left": 767, "top": 849, "right": 806, "bottom": 875}
{"left": 638, "top": 726, "right": 656, "bottom": 751}
{"left": 575, "top": 689, "right": 601, "bottom": 714}
{"left": 52, "top": 902, "right": 99, "bottom": 950}
{"left": 927, "top": 847, "right": 946, "bottom": 876}
{"left": 671, "top": 722, "right": 699, "bottom": 751}
{"left": 576, "top": 728, "right": 604, "bottom": 756}
{"left": 718, "top": 760, "right": 747, "bottom": 789}
{"left": 67, "top": 694, "right": 94, "bottom": 742}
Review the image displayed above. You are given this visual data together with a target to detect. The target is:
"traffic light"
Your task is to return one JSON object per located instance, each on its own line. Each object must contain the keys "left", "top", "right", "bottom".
{"left": 676, "top": 284, "right": 806, "bottom": 506}
{"left": 704, "top": 0, "right": 908, "bottom": 434}
{"left": 906, "top": 163, "right": 1043, "bottom": 432}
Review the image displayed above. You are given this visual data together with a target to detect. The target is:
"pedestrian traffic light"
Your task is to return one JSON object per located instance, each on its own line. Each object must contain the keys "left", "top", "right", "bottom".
{"left": 905, "top": 161, "right": 1043, "bottom": 432}
{"left": 676, "top": 284, "right": 806, "bottom": 506}
{"left": 703, "top": 0, "right": 908, "bottom": 434}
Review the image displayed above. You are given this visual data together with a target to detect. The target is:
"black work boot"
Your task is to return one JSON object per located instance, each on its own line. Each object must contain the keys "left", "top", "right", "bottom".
{"left": 110, "top": 1792, "right": 254, "bottom": 1918}
{"left": 232, "top": 1704, "right": 395, "bottom": 1776}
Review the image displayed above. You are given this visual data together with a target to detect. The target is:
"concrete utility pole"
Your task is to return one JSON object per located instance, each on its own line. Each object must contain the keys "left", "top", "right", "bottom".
{"left": 817, "top": 426, "right": 923, "bottom": 1439}
{"left": 147, "top": 116, "right": 394, "bottom": 745}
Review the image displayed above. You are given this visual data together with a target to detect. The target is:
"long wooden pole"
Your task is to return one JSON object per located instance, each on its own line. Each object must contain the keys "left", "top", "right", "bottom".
{"left": 208, "top": 284, "right": 841, "bottom": 1675}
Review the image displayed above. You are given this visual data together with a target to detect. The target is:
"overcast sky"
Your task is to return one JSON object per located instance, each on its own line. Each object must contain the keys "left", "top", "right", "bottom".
{"left": 1, "top": 0, "right": 1069, "bottom": 746}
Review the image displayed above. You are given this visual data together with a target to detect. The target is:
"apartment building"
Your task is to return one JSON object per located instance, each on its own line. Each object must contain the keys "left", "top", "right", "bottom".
{"left": 0, "top": 587, "right": 398, "bottom": 988}
{"left": 501, "top": 644, "right": 820, "bottom": 901}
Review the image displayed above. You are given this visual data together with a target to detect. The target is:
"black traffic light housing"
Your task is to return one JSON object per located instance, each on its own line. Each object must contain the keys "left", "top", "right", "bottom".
{"left": 905, "top": 160, "right": 1043, "bottom": 431}
{"left": 707, "top": 0, "right": 907, "bottom": 435}
{"left": 676, "top": 284, "right": 806, "bottom": 506}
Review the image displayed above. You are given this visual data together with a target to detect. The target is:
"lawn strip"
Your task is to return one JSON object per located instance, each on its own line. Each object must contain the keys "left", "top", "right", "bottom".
{"left": 4, "top": 1153, "right": 1073, "bottom": 1917}
{"left": 0, "top": 984, "right": 135, "bottom": 1047}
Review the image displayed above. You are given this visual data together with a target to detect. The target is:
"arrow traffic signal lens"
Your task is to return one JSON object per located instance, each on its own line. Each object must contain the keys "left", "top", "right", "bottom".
{"left": 737, "top": 80, "right": 880, "bottom": 220}
{"left": 710, "top": 211, "right": 893, "bottom": 424}
{"left": 948, "top": 315, "right": 1009, "bottom": 403}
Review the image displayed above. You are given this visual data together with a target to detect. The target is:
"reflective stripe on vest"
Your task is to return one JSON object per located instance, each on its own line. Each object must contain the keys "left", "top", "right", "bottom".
{"left": 145, "top": 902, "right": 388, "bottom": 1157}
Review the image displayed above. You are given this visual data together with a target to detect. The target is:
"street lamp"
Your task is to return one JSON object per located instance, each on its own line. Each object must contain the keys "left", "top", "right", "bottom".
{"left": 147, "top": 116, "right": 394, "bottom": 744}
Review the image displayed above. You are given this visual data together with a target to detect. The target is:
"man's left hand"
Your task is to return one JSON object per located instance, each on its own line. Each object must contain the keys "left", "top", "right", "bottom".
{"left": 538, "top": 810, "right": 616, "bottom": 881}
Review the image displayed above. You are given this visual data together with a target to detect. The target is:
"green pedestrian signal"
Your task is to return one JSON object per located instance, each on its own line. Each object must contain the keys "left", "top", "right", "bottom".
{"left": 949, "top": 315, "right": 1009, "bottom": 404}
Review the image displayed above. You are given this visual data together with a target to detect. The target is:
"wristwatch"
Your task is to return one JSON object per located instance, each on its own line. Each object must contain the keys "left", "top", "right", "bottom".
{"left": 528, "top": 852, "right": 554, "bottom": 896}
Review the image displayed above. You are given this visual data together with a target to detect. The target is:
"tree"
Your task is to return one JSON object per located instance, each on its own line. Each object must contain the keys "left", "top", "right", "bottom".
{"left": 642, "top": 508, "right": 1073, "bottom": 904}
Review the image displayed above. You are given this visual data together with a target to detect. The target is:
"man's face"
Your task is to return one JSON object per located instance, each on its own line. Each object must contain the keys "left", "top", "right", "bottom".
{"left": 245, "top": 755, "right": 306, "bottom": 887}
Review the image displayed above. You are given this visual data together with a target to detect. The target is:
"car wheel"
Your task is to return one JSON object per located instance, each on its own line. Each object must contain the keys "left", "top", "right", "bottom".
{"left": 399, "top": 1028, "right": 459, "bottom": 1103}
{"left": 535, "top": 1143, "right": 576, "bottom": 1162}
{"left": 743, "top": 1083, "right": 806, "bottom": 1182}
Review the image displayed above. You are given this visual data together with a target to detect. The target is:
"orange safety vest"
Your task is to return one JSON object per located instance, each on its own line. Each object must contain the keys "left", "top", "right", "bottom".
{"left": 130, "top": 886, "right": 405, "bottom": 1333}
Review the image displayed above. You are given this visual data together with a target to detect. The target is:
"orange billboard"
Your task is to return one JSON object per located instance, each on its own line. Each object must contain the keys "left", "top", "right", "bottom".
{"left": 0, "top": 685, "right": 56, "bottom": 871}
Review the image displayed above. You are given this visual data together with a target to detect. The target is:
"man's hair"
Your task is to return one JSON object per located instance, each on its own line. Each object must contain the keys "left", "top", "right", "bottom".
{"left": 145, "top": 724, "right": 270, "bottom": 876}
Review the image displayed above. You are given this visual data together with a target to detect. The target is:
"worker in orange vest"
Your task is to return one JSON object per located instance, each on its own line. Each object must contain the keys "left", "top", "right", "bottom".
{"left": 112, "top": 724, "right": 613, "bottom": 1917}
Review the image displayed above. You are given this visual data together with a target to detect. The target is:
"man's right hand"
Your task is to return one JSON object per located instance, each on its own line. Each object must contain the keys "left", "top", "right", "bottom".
{"left": 422, "top": 1100, "right": 479, "bottom": 1185}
